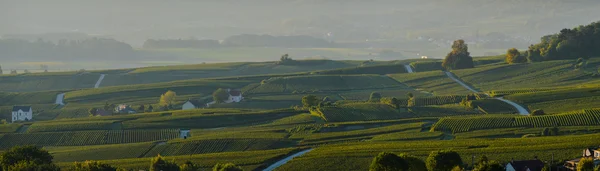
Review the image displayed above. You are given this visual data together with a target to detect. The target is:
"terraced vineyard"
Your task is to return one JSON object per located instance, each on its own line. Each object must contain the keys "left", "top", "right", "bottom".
{"left": 314, "top": 103, "right": 409, "bottom": 122}
{"left": 277, "top": 133, "right": 600, "bottom": 171}
{"left": 312, "top": 63, "right": 408, "bottom": 75}
{"left": 389, "top": 71, "right": 474, "bottom": 95}
{"left": 504, "top": 87, "right": 600, "bottom": 113}
{"left": 0, "top": 129, "right": 179, "bottom": 148}
{"left": 432, "top": 109, "right": 600, "bottom": 133}
{"left": 246, "top": 75, "right": 404, "bottom": 94}
{"left": 27, "top": 120, "right": 117, "bottom": 132}
{"left": 144, "top": 138, "right": 294, "bottom": 157}
{"left": 452, "top": 60, "right": 597, "bottom": 91}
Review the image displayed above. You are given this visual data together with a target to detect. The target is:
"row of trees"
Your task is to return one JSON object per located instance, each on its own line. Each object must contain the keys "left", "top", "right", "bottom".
{"left": 0, "top": 38, "right": 135, "bottom": 62}
{"left": 506, "top": 21, "right": 600, "bottom": 64}
{"left": 370, "top": 150, "right": 502, "bottom": 171}
{"left": 0, "top": 145, "right": 244, "bottom": 171}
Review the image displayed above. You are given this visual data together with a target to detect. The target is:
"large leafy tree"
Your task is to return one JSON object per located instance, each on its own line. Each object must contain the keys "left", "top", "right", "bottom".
{"left": 213, "top": 88, "right": 230, "bottom": 103}
{"left": 400, "top": 154, "right": 426, "bottom": 171}
{"left": 369, "top": 152, "right": 409, "bottom": 171}
{"left": 442, "top": 40, "right": 474, "bottom": 70}
{"left": 426, "top": 150, "right": 463, "bottom": 171}
{"left": 302, "top": 95, "right": 319, "bottom": 108}
{"left": 506, "top": 48, "right": 526, "bottom": 64}
{"left": 0, "top": 145, "right": 56, "bottom": 171}
{"left": 160, "top": 90, "right": 177, "bottom": 106}
{"left": 578, "top": 157, "right": 594, "bottom": 171}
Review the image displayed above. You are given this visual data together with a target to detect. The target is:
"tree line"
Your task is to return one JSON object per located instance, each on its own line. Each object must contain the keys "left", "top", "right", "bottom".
{"left": 0, "top": 145, "right": 244, "bottom": 171}
{"left": 0, "top": 38, "right": 135, "bottom": 62}
{"left": 142, "top": 34, "right": 334, "bottom": 49}
{"left": 506, "top": 21, "right": 600, "bottom": 64}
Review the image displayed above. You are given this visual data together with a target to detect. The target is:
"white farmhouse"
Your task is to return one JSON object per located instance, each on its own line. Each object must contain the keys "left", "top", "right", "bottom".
{"left": 11, "top": 106, "right": 33, "bottom": 123}
{"left": 182, "top": 100, "right": 202, "bottom": 110}
{"left": 224, "top": 89, "right": 243, "bottom": 103}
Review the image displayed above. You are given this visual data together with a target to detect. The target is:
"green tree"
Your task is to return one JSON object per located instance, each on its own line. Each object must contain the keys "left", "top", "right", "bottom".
{"left": 0, "top": 65, "right": 3, "bottom": 74}
{"left": 369, "top": 92, "right": 382, "bottom": 102}
{"left": 442, "top": 40, "right": 474, "bottom": 70}
{"left": 160, "top": 90, "right": 177, "bottom": 106}
{"left": 369, "top": 152, "right": 409, "bottom": 171}
{"left": 7, "top": 161, "right": 60, "bottom": 171}
{"left": 148, "top": 105, "right": 154, "bottom": 112}
{"left": 400, "top": 154, "right": 426, "bottom": 171}
{"left": 506, "top": 48, "right": 526, "bottom": 64}
{"left": 213, "top": 88, "right": 230, "bottom": 103}
{"left": 150, "top": 155, "right": 179, "bottom": 171}
{"left": 138, "top": 105, "right": 145, "bottom": 113}
{"left": 407, "top": 93, "right": 416, "bottom": 107}
{"left": 212, "top": 163, "right": 243, "bottom": 171}
{"left": 451, "top": 166, "right": 463, "bottom": 171}
{"left": 0, "top": 145, "right": 55, "bottom": 171}
{"left": 88, "top": 108, "right": 97, "bottom": 116}
{"left": 180, "top": 161, "right": 200, "bottom": 171}
{"left": 73, "top": 160, "right": 118, "bottom": 171}
{"left": 473, "top": 160, "right": 503, "bottom": 171}
{"left": 426, "top": 150, "right": 463, "bottom": 171}
{"left": 530, "top": 109, "right": 545, "bottom": 116}
{"left": 578, "top": 157, "right": 594, "bottom": 171}
{"left": 541, "top": 128, "right": 551, "bottom": 136}
{"left": 477, "top": 155, "right": 488, "bottom": 165}
{"left": 302, "top": 95, "right": 319, "bottom": 108}
{"left": 550, "top": 127, "right": 560, "bottom": 136}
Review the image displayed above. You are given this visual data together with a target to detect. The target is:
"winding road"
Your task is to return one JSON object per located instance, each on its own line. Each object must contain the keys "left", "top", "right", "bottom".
{"left": 55, "top": 93, "right": 65, "bottom": 105}
{"left": 404, "top": 64, "right": 414, "bottom": 73}
{"left": 444, "top": 71, "right": 529, "bottom": 115}
{"left": 94, "top": 74, "right": 105, "bottom": 88}
{"left": 263, "top": 149, "right": 313, "bottom": 171}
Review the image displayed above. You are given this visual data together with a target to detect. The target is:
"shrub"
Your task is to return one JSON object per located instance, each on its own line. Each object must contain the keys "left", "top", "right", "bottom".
{"left": 369, "top": 152, "right": 409, "bottom": 171}
{"left": 213, "top": 163, "right": 243, "bottom": 171}
{"left": 73, "top": 160, "right": 118, "bottom": 171}
{"left": 180, "top": 161, "right": 200, "bottom": 171}
{"left": 473, "top": 160, "right": 504, "bottom": 171}
{"left": 530, "top": 109, "right": 545, "bottom": 116}
{"left": 578, "top": 157, "right": 594, "bottom": 171}
{"left": 369, "top": 92, "right": 382, "bottom": 102}
{"left": 150, "top": 155, "right": 179, "bottom": 171}
{"left": 426, "top": 150, "right": 463, "bottom": 171}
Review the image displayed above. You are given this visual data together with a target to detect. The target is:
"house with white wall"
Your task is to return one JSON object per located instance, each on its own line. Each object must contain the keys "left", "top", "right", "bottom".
{"left": 11, "top": 106, "right": 33, "bottom": 123}
{"left": 182, "top": 100, "right": 202, "bottom": 110}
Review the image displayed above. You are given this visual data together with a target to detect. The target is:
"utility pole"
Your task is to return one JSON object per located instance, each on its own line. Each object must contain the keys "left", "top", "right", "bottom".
{"left": 551, "top": 153, "right": 554, "bottom": 171}
{"left": 472, "top": 154, "right": 475, "bottom": 170}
